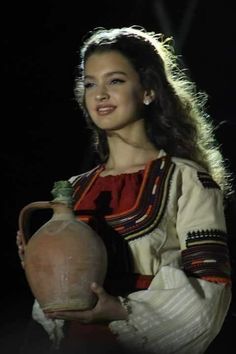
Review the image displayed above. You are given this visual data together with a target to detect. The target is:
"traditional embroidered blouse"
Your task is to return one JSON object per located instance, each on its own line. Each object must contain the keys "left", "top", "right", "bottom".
{"left": 75, "top": 168, "right": 144, "bottom": 215}
{"left": 68, "top": 150, "right": 232, "bottom": 354}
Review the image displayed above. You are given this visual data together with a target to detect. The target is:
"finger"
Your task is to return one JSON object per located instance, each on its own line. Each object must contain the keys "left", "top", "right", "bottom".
{"left": 46, "top": 310, "right": 93, "bottom": 323}
{"left": 91, "top": 282, "right": 105, "bottom": 297}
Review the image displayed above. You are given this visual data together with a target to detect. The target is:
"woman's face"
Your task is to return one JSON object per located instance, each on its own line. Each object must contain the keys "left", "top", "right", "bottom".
{"left": 83, "top": 50, "right": 146, "bottom": 132}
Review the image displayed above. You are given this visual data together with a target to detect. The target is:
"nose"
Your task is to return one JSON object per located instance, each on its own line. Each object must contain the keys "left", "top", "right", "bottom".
{"left": 95, "top": 86, "right": 109, "bottom": 101}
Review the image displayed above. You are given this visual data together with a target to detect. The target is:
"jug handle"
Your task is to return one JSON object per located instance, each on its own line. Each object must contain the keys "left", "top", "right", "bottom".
{"left": 18, "top": 201, "right": 52, "bottom": 248}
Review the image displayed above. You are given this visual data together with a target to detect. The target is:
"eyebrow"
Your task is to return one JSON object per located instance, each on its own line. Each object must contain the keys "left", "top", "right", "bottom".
{"left": 84, "top": 71, "right": 128, "bottom": 80}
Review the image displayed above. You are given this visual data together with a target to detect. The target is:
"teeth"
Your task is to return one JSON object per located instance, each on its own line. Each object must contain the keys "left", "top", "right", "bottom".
{"left": 98, "top": 107, "right": 114, "bottom": 113}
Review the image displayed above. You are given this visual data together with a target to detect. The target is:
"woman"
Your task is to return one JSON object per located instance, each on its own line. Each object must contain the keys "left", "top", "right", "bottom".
{"left": 17, "top": 26, "right": 233, "bottom": 354}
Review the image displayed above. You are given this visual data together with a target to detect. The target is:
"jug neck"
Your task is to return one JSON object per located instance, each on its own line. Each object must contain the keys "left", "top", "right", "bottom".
{"left": 50, "top": 202, "right": 75, "bottom": 221}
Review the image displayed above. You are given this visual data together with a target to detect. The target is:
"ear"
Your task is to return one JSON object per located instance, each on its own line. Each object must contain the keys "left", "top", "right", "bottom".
{"left": 143, "top": 89, "right": 155, "bottom": 105}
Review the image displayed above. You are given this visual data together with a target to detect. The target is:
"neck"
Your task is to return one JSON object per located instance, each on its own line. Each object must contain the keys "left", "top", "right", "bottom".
{"left": 103, "top": 121, "right": 159, "bottom": 174}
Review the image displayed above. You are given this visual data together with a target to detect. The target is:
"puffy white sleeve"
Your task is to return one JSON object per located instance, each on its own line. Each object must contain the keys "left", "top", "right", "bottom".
{"left": 108, "top": 163, "right": 232, "bottom": 354}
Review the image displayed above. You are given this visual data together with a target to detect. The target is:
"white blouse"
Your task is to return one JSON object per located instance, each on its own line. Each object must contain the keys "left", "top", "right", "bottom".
{"left": 32, "top": 152, "right": 232, "bottom": 353}
{"left": 108, "top": 154, "right": 231, "bottom": 353}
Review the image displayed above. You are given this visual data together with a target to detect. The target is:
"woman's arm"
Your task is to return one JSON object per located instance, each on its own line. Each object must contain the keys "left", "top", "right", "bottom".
{"left": 108, "top": 163, "right": 232, "bottom": 354}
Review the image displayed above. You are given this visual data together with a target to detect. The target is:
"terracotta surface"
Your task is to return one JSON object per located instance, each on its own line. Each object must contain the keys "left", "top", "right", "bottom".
{"left": 18, "top": 190, "right": 107, "bottom": 312}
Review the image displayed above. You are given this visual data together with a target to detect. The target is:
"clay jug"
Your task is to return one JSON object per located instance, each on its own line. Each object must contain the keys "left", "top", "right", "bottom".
{"left": 18, "top": 180, "right": 107, "bottom": 313}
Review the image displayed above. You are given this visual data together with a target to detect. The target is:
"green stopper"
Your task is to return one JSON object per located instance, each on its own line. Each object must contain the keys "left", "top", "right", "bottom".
{"left": 51, "top": 180, "right": 74, "bottom": 206}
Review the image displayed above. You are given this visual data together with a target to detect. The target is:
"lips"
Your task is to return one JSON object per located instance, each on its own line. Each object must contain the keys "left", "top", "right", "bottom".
{"left": 96, "top": 105, "right": 116, "bottom": 115}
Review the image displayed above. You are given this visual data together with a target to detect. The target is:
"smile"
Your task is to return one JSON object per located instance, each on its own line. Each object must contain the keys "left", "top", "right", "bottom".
{"left": 97, "top": 106, "right": 116, "bottom": 115}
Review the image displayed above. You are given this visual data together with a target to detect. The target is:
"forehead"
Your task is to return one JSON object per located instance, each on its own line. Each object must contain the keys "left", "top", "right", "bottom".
{"left": 84, "top": 50, "right": 136, "bottom": 75}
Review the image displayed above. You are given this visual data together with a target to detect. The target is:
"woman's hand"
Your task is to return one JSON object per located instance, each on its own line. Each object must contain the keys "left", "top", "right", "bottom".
{"left": 16, "top": 230, "right": 25, "bottom": 268}
{"left": 46, "top": 282, "right": 128, "bottom": 323}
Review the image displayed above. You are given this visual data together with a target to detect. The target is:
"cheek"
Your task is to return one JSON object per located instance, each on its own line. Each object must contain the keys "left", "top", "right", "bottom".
{"left": 84, "top": 93, "right": 90, "bottom": 107}
{"left": 84, "top": 94, "right": 93, "bottom": 113}
{"left": 118, "top": 87, "right": 138, "bottom": 103}
{"left": 124, "top": 90, "right": 143, "bottom": 112}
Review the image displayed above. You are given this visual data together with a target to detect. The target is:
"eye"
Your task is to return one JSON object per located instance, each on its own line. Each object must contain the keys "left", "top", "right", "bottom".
{"left": 84, "top": 82, "right": 95, "bottom": 89}
{"left": 110, "top": 78, "right": 125, "bottom": 85}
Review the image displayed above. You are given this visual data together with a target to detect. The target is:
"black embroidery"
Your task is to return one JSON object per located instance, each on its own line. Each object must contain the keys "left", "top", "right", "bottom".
{"left": 186, "top": 229, "right": 227, "bottom": 248}
{"left": 197, "top": 171, "right": 220, "bottom": 189}
{"left": 72, "top": 156, "right": 175, "bottom": 241}
{"left": 182, "top": 243, "right": 231, "bottom": 284}
{"left": 183, "top": 229, "right": 231, "bottom": 284}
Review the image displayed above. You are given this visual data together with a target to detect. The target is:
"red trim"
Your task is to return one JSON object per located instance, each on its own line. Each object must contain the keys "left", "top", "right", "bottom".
{"left": 134, "top": 274, "right": 154, "bottom": 289}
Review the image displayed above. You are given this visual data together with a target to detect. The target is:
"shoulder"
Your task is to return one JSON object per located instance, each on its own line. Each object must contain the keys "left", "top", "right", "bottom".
{"left": 170, "top": 156, "right": 221, "bottom": 191}
{"left": 171, "top": 156, "right": 205, "bottom": 172}
{"left": 159, "top": 149, "right": 205, "bottom": 174}
{"left": 68, "top": 164, "right": 102, "bottom": 186}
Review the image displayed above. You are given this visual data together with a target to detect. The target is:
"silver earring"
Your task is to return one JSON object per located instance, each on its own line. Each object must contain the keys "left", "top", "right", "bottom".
{"left": 144, "top": 98, "right": 151, "bottom": 105}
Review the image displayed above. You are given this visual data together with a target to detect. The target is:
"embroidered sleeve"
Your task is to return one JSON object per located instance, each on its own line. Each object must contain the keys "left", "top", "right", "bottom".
{"left": 109, "top": 163, "right": 232, "bottom": 354}
{"left": 176, "top": 165, "right": 231, "bottom": 285}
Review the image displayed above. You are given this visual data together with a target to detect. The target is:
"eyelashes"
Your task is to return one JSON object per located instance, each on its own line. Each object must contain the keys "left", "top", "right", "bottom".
{"left": 84, "top": 78, "right": 126, "bottom": 89}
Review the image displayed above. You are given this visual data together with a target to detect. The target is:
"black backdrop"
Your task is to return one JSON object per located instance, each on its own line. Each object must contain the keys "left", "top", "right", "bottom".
{"left": 2, "top": 1, "right": 235, "bottom": 353}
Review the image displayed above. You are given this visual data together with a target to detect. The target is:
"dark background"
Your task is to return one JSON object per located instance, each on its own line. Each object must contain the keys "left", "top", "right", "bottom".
{"left": 1, "top": 1, "right": 236, "bottom": 353}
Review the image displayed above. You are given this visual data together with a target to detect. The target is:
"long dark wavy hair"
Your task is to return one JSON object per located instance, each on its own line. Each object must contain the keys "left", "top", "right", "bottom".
{"left": 74, "top": 26, "right": 233, "bottom": 197}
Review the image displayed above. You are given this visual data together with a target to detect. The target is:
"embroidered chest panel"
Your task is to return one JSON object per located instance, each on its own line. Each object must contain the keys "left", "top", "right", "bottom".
{"left": 71, "top": 156, "right": 175, "bottom": 241}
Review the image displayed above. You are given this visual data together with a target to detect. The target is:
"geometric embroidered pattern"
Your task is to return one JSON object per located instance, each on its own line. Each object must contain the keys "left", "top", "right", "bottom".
{"left": 197, "top": 171, "right": 220, "bottom": 189}
{"left": 186, "top": 229, "right": 228, "bottom": 247}
{"left": 71, "top": 155, "right": 175, "bottom": 241}
{"left": 182, "top": 229, "right": 231, "bottom": 285}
